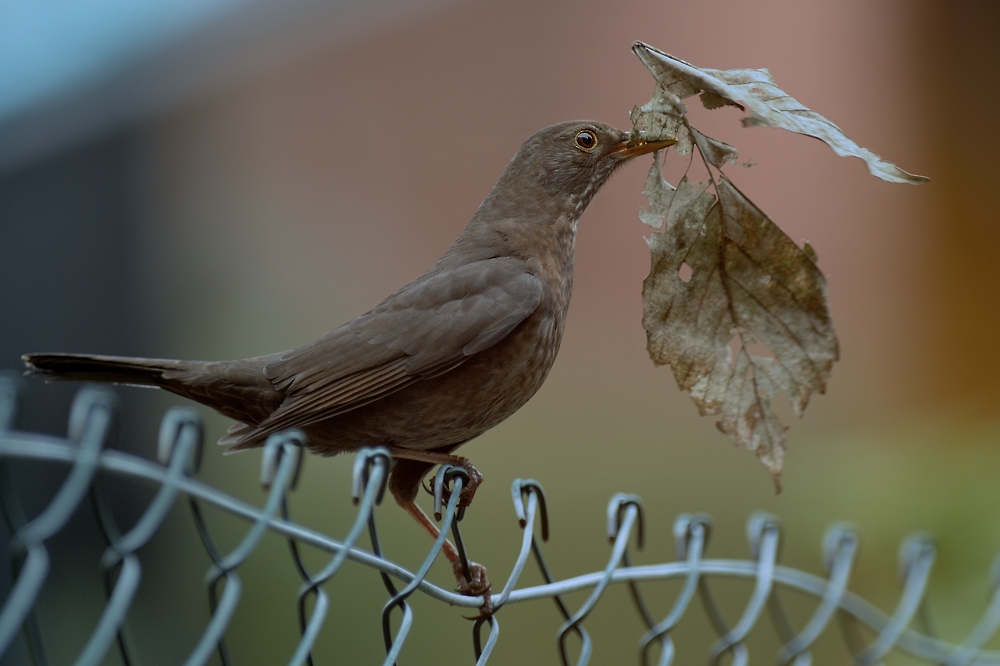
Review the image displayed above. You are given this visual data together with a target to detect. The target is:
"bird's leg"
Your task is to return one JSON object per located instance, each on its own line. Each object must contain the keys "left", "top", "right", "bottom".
{"left": 396, "top": 499, "right": 492, "bottom": 612}
{"left": 388, "top": 453, "right": 491, "bottom": 614}
{"left": 384, "top": 446, "right": 483, "bottom": 508}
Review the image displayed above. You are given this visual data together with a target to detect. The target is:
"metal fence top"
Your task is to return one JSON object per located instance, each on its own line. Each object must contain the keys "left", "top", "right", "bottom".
{"left": 2, "top": 376, "right": 1000, "bottom": 666}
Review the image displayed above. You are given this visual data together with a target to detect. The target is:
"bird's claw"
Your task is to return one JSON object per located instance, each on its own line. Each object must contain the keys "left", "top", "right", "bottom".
{"left": 456, "top": 460, "right": 483, "bottom": 508}
{"left": 421, "top": 459, "right": 482, "bottom": 508}
{"left": 456, "top": 561, "right": 492, "bottom": 618}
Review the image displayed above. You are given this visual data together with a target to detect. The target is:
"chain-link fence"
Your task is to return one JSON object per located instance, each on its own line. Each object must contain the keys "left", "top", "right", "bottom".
{"left": 2, "top": 374, "right": 1000, "bottom": 665}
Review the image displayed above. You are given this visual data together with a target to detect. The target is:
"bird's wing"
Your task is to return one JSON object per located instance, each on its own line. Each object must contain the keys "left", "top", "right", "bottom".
{"left": 227, "top": 257, "right": 543, "bottom": 445}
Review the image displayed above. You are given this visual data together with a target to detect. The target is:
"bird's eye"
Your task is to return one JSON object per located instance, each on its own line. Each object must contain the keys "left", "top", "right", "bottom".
{"left": 574, "top": 130, "right": 598, "bottom": 151}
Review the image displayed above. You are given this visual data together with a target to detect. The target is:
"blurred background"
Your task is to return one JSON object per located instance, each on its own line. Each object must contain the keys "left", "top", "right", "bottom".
{"left": 2, "top": 0, "right": 999, "bottom": 663}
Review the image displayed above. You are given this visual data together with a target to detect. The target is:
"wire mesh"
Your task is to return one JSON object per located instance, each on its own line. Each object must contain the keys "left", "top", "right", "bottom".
{"left": 2, "top": 372, "right": 1000, "bottom": 665}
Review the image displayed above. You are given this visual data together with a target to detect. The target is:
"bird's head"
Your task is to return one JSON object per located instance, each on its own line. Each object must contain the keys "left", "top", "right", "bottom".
{"left": 456, "top": 121, "right": 678, "bottom": 266}
{"left": 497, "top": 120, "right": 677, "bottom": 219}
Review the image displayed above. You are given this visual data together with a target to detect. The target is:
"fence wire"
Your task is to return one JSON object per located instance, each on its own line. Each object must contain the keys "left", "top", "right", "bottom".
{"left": 2, "top": 374, "right": 1000, "bottom": 665}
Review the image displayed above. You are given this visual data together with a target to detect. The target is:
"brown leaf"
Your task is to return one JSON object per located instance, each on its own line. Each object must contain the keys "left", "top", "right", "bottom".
{"left": 700, "top": 90, "right": 741, "bottom": 111}
{"left": 638, "top": 159, "right": 711, "bottom": 231}
{"left": 632, "top": 41, "right": 928, "bottom": 184}
{"left": 641, "top": 161, "right": 838, "bottom": 483}
{"left": 690, "top": 127, "right": 738, "bottom": 169}
{"left": 630, "top": 90, "right": 693, "bottom": 156}
{"left": 631, "top": 40, "right": 926, "bottom": 487}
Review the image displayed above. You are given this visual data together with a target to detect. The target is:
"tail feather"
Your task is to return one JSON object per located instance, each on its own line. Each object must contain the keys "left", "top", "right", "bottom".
{"left": 219, "top": 421, "right": 264, "bottom": 453}
{"left": 22, "top": 352, "right": 284, "bottom": 433}
{"left": 22, "top": 353, "right": 185, "bottom": 387}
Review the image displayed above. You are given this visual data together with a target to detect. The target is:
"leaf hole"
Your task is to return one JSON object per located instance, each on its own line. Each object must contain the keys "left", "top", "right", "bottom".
{"left": 728, "top": 328, "right": 776, "bottom": 361}
{"left": 679, "top": 262, "right": 693, "bottom": 283}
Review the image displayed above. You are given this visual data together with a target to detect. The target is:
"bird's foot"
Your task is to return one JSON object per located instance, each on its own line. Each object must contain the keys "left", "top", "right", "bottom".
{"left": 417, "top": 457, "right": 483, "bottom": 508}
{"left": 455, "top": 560, "right": 492, "bottom": 617}
{"left": 455, "top": 460, "right": 483, "bottom": 508}
{"left": 396, "top": 498, "right": 492, "bottom": 614}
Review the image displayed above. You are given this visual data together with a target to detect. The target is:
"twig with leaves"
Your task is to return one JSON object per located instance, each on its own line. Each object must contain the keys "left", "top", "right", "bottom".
{"left": 630, "top": 41, "right": 926, "bottom": 488}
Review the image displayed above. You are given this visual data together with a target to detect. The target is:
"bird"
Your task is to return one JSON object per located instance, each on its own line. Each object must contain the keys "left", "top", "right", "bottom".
{"left": 23, "top": 120, "right": 675, "bottom": 608}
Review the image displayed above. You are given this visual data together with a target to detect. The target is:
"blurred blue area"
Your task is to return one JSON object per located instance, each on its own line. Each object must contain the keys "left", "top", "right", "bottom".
{"left": 0, "top": 0, "right": 249, "bottom": 123}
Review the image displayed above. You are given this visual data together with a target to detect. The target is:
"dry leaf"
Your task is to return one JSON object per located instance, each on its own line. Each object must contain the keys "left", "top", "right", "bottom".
{"left": 632, "top": 41, "right": 928, "bottom": 184}
{"left": 630, "top": 93, "right": 693, "bottom": 156}
{"left": 641, "top": 163, "right": 837, "bottom": 483}
{"left": 632, "top": 41, "right": 926, "bottom": 486}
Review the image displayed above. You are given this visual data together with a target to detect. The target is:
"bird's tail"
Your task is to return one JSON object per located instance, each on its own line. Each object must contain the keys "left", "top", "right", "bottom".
{"left": 22, "top": 352, "right": 281, "bottom": 431}
{"left": 22, "top": 353, "right": 189, "bottom": 387}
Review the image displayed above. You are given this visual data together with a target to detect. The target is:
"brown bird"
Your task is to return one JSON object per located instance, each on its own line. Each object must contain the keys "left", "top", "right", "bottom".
{"left": 23, "top": 120, "right": 674, "bottom": 604}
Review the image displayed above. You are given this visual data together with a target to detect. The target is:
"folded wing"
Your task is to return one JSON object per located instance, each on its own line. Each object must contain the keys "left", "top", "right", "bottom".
{"left": 222, "top": 257, "right": 543, "bottom": 448}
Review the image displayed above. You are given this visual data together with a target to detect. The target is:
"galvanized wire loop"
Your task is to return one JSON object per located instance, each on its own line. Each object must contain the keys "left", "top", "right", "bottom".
{"left": 607, "top": 494, "right": 659, "bottom": 655}
{"left": 285, "top": 446, "right": 390, "bottom": 666}
{"left": 0, "top": 386, "right": 117, "bottom": 660}
{"left": 67, "top": 386, "right": 119, "bottom": 444}
{"left": 434, "top": 465, "right": 474, "bottom": 583}
{"left": 607, "top": 493, "right": 645, "bottom": 548}
{"left": 675, "top": 511, "right": 712, "bottom": 559}
{"left": 472, "top": 614, "right": 500, "bottom": 665}
{"left": 520, "top": 498, "right": 591, "bottom": 651}
{"left": 494, "top": 480, "right": 547, "bottom": 610}
{"left": 766, "top": 581, "right": 806, "bottom": 666}
{"left": 759, "top": 516, "right": 803, "bottom": 662}
{"left": 352, "top": 448, "right": 391, "bottom": 506}
{"left": 381, "top": 471, "right": 465, "bottom": 666}
{"left": 556, "top": 495, "right": 642, "bottom": 666}
{"left": 187, "top": 493, "right": 232, "bottom": 665}
{"left": 850, "top": 534, "right": 937, "bottom": 665}
{"left": 706, "top": 512, "right": 781, "bottom": 666}
{"left": 157, "top": 407, "right": 204, "bottom": 474}
{"left": 776, "top": 522, "right": 859, "bottom": 666}
{"left": 186, "top": 430, "right": 305, "bottom": 666}
{"left": 90, "top": 486, "right": 132, "bottom": 666}
{"left": 433, "top": 464, "right": 470, "bottom": 521}
{"left": 261, "top": 429, "right": 304, "bottom": 490}
{"left": 104, "top": 408, "right": 203, "bottom": 568}
{"left": 352, "top": 447, "right": 396, "bottom": 618}
{"left": 638, "top": 513, "right": 711, "bottom": 666}
{"left": 512, "top": 479, "right": 549, "bottom": 541}
{"left": 77, "top": 546, "right": 140, "bottom": 666}
{"left": 80, "top": 407, "right": 204, "bottom": 666}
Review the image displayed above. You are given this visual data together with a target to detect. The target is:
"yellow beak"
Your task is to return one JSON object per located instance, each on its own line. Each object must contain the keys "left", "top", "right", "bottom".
{"left": 611, "top": 134, "right": 678, "bottom": 161}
